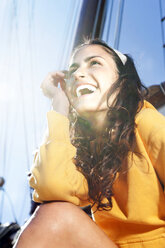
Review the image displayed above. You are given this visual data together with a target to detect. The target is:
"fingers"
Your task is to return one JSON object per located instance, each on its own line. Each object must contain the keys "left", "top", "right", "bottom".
{"left": 51, "top": 71, "right": 64, "bottom": 80}
{"left": 40, "top": 71, "right": 70, "bottom": 116}
{"left": 40, "top": 71, "right": 68, "bottom": 98}
{"left": 51, "top": 71, "right": 67, "bottom": 85}
{"left": 49, "top": 71, "right": 68, "bottom": 91}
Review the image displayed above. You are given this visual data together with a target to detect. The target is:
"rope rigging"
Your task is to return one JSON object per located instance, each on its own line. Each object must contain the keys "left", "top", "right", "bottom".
{"left": 0, "top": 0, "right": 19, "bottom": 223}
{"left": 159, "top": 0, "right": 165, "bottom": 73}
{"left": 27, "top": 0, "right": 37, "bottom": 147}
{"left": 113, "top": 0, "right": 125, "bottom": 49}
{"left": 59, "top": 0, "right": 83, "bottom": 70}
{"left": 92, "top": 0, "right": 102, "bottom": 39}
{"left": 104, "top": 0, "right": 114, "bottom": 43}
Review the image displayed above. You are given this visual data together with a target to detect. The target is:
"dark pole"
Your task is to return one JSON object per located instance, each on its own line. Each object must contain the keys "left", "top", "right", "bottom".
{"left": 73, "top": 0, "right": 106, "bottom": 48}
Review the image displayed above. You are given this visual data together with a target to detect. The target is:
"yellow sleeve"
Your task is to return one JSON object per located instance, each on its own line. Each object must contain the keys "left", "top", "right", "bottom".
{"left": 29, "top": 111, "right": 89, "bottom": 206}
{"left": 136, "top": 108, "right": 165, "bottom": 188}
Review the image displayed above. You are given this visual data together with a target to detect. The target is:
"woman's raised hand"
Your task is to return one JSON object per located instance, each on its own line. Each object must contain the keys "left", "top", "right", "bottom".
{"left": 41, "top": 71, "right": 70, "bottom": 117}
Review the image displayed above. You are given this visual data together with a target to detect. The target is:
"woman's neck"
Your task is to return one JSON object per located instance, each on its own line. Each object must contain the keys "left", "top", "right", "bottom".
{"left": 82, "top": 110, "right": 108, "bottom": 135}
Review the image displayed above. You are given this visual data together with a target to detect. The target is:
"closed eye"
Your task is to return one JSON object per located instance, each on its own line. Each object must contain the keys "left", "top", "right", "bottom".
{"left": 90, "top": 60, "right": 101, "bottom": 66}
{"left": 69, "top": 66, "right": 78, "bottom": 74}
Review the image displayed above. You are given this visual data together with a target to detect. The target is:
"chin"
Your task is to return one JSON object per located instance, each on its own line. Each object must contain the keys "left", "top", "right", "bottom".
{"left": 75, "top": 104, "right": 108, "bottom": 117}
{"left": 74, "top": 103, "right": 96, "bottom": 113}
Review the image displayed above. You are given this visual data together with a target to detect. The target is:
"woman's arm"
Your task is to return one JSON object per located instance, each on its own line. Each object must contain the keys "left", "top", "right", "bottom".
{"left": 29, "top": 71, "right": 89, "bottom": 206}
{"left": 29, "top": 110, "right": 89, "bottom": 206}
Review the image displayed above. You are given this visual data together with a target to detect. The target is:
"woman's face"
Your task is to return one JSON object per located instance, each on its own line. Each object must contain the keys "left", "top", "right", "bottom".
{"left": 66, "top": 45, "right": 118, "bottom": 116}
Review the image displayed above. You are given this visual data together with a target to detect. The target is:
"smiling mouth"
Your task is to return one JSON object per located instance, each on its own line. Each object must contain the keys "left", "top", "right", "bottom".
{"left": 76, "top": 84, "right": 97, "bottom": 97}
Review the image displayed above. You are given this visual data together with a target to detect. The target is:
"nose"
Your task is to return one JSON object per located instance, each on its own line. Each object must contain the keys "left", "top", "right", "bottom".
{"left": 74, "top": 68, "right": 85, "bottom": 80}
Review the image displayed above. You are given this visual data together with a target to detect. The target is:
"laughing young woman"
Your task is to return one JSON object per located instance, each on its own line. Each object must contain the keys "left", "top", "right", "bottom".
{"left": 15, "top": 39, "right": 165, "bottom": 248}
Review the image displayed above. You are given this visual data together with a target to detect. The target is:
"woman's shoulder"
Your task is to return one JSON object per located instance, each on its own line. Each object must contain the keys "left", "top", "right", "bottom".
{"left": 135, "top": 100, "right": 165, "bottom": 126}
{"left": 135, "top": 100, "right": 165, "bottom": 141}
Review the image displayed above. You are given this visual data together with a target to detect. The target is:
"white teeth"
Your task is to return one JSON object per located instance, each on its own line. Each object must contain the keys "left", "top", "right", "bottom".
{"left": 76, "top": 85, "right": 97, "bottom": 97}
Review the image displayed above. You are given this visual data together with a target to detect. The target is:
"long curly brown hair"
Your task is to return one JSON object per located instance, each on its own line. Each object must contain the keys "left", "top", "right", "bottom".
{"left": 69, "top": 39, "right": 147, "bottom": 211}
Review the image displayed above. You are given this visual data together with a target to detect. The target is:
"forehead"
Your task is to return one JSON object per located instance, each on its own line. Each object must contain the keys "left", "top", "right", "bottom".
{"left": 70, "top": 44, "right": 113, "bottom": 64}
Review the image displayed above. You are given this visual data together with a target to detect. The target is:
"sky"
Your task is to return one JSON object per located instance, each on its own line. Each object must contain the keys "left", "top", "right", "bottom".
{"left": 0, "top": 0, "right": 164, "bottom": 225}
{"left": 102, "top": 0, "right": 165, "bottom": 85}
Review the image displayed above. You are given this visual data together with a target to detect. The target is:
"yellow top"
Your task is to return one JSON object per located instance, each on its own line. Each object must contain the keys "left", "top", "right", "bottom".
{"left": 29, "top": 101, "right": 165, "bottom": 247}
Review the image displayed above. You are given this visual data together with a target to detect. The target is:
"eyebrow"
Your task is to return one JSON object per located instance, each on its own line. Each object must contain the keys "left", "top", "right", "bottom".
{"left": 69, "top": 55, "right": 104, "bottom": 69}
{"left": 85, "top": 55, "right": 103, "bottom": 62}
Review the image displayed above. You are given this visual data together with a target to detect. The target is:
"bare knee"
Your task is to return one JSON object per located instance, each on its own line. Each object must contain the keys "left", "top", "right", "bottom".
{"left": 14, "top": 202, "right": 117, "bottom": 248}
{"left": 35, "top": 202, "right": 89, "bottom": 233}
{"left": 14, "top": 202, "right": 88, "bottom": 247}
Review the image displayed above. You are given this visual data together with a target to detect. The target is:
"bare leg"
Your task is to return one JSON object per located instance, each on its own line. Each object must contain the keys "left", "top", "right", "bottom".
{"left": 14, "top": 202, "right": 118, "bottom": 248}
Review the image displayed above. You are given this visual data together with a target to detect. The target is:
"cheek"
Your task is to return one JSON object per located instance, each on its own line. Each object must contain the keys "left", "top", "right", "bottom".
{"left": 91, "top": 68, "right": 106, "bottom": 82}
{"left": 93, "top": 71, "right": 113, "bottom": 90}
{"left": 99, "top": 70, "right": 118, "bottom": 90}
